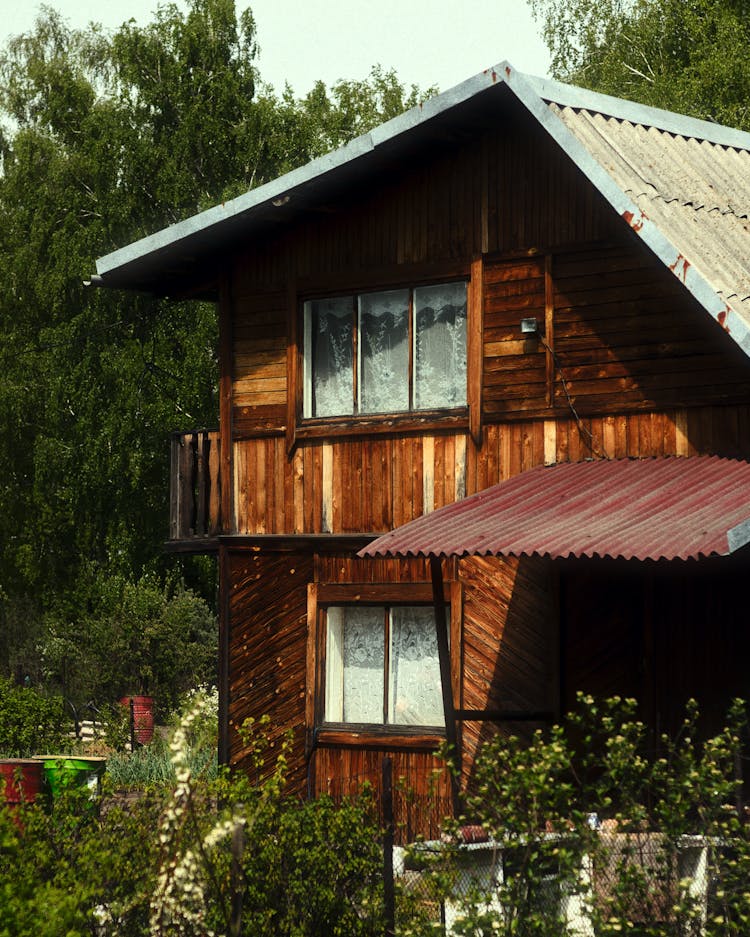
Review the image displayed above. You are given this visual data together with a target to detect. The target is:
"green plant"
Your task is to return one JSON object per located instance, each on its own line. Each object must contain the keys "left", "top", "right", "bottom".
{"left": 150, "top": 704, "right": 385, "bottom": 936}
{"left": 41, "top": 571, "right": 217, "bottom": 719}
{"left": 411, "top": 696, "right": 750, "bottom": 937}
{"left": 0, "top": 782, "right": 165, "bottom": 936}
{"left": 0, "top": 677, "right": 68, "bottom": 757}
{"left": 0, "top": 697, "right": 385, "bottom": 937}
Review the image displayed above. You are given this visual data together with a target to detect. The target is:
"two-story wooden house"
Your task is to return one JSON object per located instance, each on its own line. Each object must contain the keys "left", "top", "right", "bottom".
{"left": 94, "top": 64, "right": 750, "bottom": 829}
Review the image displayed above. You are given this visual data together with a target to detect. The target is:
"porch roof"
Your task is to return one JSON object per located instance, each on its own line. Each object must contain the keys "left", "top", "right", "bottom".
{"left": 359, "top": 456, "right": 750, "bottom": 562}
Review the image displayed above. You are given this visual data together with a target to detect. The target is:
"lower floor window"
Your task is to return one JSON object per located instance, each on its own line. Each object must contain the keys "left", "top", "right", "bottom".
{"left": 324, "top": 605, "right": 445, "bottom": 728}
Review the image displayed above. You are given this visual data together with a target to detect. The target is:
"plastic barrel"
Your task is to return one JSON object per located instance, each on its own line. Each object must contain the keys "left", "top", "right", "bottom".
{"left": 0, "top": 759, "right": 43, "bottom": 806}
{"left": 35, "top": 756, "right": 107, "bottom": 800}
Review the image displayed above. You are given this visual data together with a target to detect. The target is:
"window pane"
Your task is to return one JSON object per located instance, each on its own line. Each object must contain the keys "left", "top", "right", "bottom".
{"left": 359, "top": 290, "right": 409, "bottom": 413}
{"left": 338, "top": 607, "right": 385, "bottom": 723}
{"left": 389, "top": 607, "right": 445, "bottom": 727}
{"left": 414, "top": 282, "right": 467, "bottom": 410}
{"left": 306, "top": 297, "right": 354, "bottom": 417}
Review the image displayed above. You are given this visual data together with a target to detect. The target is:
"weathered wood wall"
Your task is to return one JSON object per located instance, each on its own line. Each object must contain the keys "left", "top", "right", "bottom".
{"left": 230, "top": 405, "right": 750, "bottom": 537}
{"left": 229, "top": 106, "right": 624, "bottom": 436}
{"left": 219, "top": 96, "right": 750, "bottom": 827}
{"left": 227, "top": 550, "right": 313, "bottom": 792}
{"left": 560, "top": 556, "right": 750, "bottom": 742}
{"left": 459, "top": 555, "right": 557, "bottom": 790}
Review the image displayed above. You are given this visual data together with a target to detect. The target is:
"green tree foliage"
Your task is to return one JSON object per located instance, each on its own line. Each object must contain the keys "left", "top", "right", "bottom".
{"left": 0, "top": 1, "right": 431, "bottom": 684}
{"left": 39, "top": 572, "right": 218, "bottom": 716}
{"left": 530, "top": 0, "right": 750, "bottom": 128}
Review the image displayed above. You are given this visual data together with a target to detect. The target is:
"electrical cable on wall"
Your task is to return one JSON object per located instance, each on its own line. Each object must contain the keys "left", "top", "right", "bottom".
{"left": 538, "top": 333, "right": 605, "bottom": 459}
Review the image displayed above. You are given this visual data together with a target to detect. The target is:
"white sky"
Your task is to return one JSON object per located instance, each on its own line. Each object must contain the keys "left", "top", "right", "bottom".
{"left": 2, "top": 0, "right": 550, "bottom": 95}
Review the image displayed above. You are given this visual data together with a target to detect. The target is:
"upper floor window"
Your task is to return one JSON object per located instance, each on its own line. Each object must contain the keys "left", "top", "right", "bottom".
{"left": 303, "top": 281, "right": 467, "bottom": 419}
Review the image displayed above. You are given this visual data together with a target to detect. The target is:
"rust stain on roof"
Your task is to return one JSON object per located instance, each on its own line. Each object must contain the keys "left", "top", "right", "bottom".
{"left": 669, "top": 254, "right": 691, "bottom": 282}
{"left": 622, "top": 209, "right": 647, "bottom": 232}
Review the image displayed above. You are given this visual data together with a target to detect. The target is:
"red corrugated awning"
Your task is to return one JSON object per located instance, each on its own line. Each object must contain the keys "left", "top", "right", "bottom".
{"left": 359, "top": 456, "right": 750, "bottom": 562}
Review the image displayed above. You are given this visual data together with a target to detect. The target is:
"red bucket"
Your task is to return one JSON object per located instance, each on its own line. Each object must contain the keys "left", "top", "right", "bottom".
{"left": 0, "top": 759, "right": 43, "bottom": 806}
{"left": 119, "top": 695, "right": 155, "bottom": 745}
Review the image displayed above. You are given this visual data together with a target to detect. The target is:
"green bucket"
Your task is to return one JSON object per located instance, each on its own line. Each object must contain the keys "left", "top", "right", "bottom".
{"left": 35, "top": 756, "right": 107, "bottom": 800}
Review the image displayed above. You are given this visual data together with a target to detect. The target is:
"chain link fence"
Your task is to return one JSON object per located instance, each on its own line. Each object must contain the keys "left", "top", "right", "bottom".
{"left": 391, "top": 828, "right": 726, "bottom": 935}
{"left": 368, "top": 758, "right": 743, "bottom": 936}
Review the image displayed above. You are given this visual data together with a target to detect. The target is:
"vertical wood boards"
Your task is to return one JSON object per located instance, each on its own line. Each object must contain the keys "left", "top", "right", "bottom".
{"left": 560, "top": 556, "right": 750, "bottom": 744}
{"left": 311, "top": 746, "right": 452, "bottom": 845}
{"left": 225, "top": 402, "right": 750, "bottom": 538}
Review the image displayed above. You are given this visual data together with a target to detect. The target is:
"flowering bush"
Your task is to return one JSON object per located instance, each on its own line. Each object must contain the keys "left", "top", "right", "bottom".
{"left": 150, "top": 703, "right": 384, "bottom": 936}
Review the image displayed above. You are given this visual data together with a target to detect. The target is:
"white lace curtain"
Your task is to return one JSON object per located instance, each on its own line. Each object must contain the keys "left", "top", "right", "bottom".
{"left": 359, "top": 289, "right": 410, "bottom": 413}
{"left": 325, "top": 606, "right": 445, "bottom": 727}
{"left": 388, "top": 606, "right": 444, "bottom": 726}
{"left": 305, "top": 282, "right": 467, "bottom": 417}
{"left": 305, "top": 296, "right": 354, "bottom": 418}
{"left": 413, "top": 282, "right": 467, "bottom": 410}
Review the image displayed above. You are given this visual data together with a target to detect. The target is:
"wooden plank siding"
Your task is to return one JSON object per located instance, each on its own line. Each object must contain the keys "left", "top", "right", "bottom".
{"left": 213, "top": 103, "right": 750, "bottom": 832}
{"left": 458, "top": 555, "right": 557, "bottom": 792}
{"left": 312, "top": 746, "right": 453, "bottom": 844}
{"left": 227, "top": 113, "right": 623, "bottom": 436}
{"left": 227, "top": 550, "right": 314, "bottom": 793}
{"left": 227, "top": 405, "right": 750, "bottom": 538}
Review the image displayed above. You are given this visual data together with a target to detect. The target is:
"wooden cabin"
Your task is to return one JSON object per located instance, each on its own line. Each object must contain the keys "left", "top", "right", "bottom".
{"left": 95, "top": 64, "right": 750, "bottom": 833}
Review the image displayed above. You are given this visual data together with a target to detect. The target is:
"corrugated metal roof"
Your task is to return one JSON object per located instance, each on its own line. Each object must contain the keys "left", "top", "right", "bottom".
{"left": 549, "top": 104, "right": 750, "bottom": 310}
{"left": 359, "top": 456, "right": 750, "bottom": 562}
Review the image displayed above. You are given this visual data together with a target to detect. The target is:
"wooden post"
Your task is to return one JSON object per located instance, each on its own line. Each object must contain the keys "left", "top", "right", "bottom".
{"left": 196, "top": 431, "right": 207, "bottom": 537}
{"left": 218, "top": 546, "right": 230, "bottom": 766}
{"left": 219, "top": 272, "right": 234, "bottom": 535}
{"left": 430, "top": 555, "right": 461, "bottom": 816}
{"left": 382, "top": 757, "right": 395, "bottom": 937}
{"left": 169, "top": 434, "right": 180, "bottom": 540}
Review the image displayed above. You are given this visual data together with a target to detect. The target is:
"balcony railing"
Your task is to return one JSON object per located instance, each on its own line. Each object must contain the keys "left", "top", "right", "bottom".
{"left": 169, "top": 430, "right": 222, "bottom": 543}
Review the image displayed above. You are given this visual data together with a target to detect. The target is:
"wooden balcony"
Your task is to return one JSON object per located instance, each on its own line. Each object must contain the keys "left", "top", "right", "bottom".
{"left": 168, "top": 430, "right": 222, "bottom": 549}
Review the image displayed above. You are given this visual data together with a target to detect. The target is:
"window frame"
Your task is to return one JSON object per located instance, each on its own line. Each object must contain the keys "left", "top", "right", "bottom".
{"left": 295, "top": 269, "right": 475, "bottom": 438}
{"left": 306, "top": 581, "right": 462, "bottom": 748}
{"left": 324, "top": 603, "right": 448, "bottom": 728}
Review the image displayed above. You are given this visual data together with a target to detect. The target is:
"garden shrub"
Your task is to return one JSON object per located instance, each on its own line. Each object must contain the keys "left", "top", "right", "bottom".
{"left": 40, "top": 570, "right": 217, "bottom": 719}
{"left": 415, "top": 695, "right": 750, "bottom": 937}
{"left": 150, "top": 704, "right": 385, "bottom": 937}
{"left": 5, "top": 695, "right": 750, "bottom": 936}
{"left": 0, "top": 785, "right": 165, "bottom": 937}
{"left": 0, "top": 677, "right": 67, "bottom": 756}
{"left": 0, "top": 696, "right": 384, "bottom": 937}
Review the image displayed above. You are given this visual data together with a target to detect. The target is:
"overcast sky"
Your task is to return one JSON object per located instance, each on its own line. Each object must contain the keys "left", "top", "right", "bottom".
{"left": 3, "top": 0, "right": 551, "bottom": 95}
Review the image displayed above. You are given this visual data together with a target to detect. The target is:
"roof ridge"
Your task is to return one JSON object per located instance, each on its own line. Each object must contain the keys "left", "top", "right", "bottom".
{"left": 520, "top": 72, "right": 750, "bottom": 151}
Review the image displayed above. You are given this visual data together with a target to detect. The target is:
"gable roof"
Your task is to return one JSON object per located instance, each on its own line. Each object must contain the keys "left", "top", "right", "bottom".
{"left": 94, "top": 62, "right": 750, "bottom": 358}
{"left": 359, "top": 455, "right": 750, "bottom": 563}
